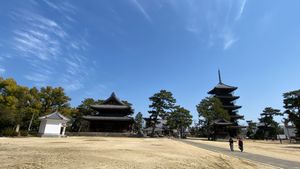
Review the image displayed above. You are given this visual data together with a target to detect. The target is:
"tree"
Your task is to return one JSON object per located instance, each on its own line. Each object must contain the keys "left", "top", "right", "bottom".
{"left": 256, "top": 107, "right": 282, "bottom": 139}
{"left": 134, "top": 112, "right": 143, "bottom": 136}
{"left": 77, "top": 98, "right": 99, "bottom": 116}
{"left": 0, "top": 77, "right": 74, "bottom": 135}
{"left": 39, "top": 86, "right": 71, "bottom": 116}
{"left": 148, "top": 90, "right": 176, "bottom": 136}
{"left": 0, "top": 78, "right": 42, "bottom": 134}
{"left": 167, "top": 106, "right": 193, "bottom": 138}
{"left": 246, "top": 120, "right": 256, "bottom": 139}
{"left": 283, "top": 90, "right": 300, "bottom": 137}
{"left": 196, "top": 97, "right": 229, "bottom": 140}
{"left": 196, "top": 97, "right": 229, "bottom": 124}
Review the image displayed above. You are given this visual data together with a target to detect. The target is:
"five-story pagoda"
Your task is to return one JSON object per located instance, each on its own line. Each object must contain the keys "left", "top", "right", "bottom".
{"left": 208, "top": 70, "right": 244, "bottom": 137}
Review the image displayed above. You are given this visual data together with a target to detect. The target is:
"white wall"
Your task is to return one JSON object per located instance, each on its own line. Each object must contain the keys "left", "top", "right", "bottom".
{"left": 39, "top": 119, "right": 64, "bottom": 136}
{"left": 38, "top": 120, "right": 46, "bottom": 134}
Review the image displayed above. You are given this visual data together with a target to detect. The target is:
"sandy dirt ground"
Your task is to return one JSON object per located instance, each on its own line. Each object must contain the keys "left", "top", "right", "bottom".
{"left": 188, "top": 138, "right": 300, "bottom": 163}
{"left": 0, "top": 137, "right": 276, "bottom": 169}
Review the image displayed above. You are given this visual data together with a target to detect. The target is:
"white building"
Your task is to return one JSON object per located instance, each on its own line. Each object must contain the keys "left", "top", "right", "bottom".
{"left": 38, "top": 112, "right": 70, "bottom": 137}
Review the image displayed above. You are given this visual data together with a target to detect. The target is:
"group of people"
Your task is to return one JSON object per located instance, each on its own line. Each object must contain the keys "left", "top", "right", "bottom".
{"left": 229, "top": 137, "right": 243, "bottom": 152}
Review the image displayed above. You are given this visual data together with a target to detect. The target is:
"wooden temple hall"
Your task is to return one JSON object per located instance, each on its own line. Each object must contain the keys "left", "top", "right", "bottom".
{"left": 82, "top": 93, "right": 134, "bottom": 132}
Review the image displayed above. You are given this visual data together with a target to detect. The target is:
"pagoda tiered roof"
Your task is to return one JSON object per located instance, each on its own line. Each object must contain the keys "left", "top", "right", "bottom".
{"left": 215, "top": 95, "right": 240, "bottom": 101}
{"left": 208, "top": 83, "right": 237, "bottom": 94}
{"left": 230, "top": 114, "right": 244, "bottom": 119}
{"left": 90, "top": 92, "right": 133, "bottom": 114}
{"left": 208, "top": 70, "right": 244, "bottom": 137}
{"left": 211, "top": 119, "right": 232, "bottom": 126}
{"left": 222, "top": 105, "right": 242, "bottom": 110}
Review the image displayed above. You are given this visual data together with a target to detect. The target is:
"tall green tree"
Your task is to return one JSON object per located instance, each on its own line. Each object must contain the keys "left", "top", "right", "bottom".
{"left": 0, "top": 78, "right": 19, "bottom": 131}
{"left": 196, "top": 97, "right": 229, "bottom": 124}
{"left": 39, "top": 86, "right": 71, "bottom": 116}
{"left": 134, "top": 112, "right": 143, "bottom": 136}
{"left": 246, "top": 120, "right": 256, "bottom": 138}
{"left": 77, "top": 98, "right": 100, "bottom": 116}
{"left": 283, "top": 90, "right": 300, "bottom": 137}
{"left": 148, "top": 90, "right": 176, "bottom": 136}
{"left": 167, "top": 106, "right": 193, "bottom": 138}
{"left": 0, "top": 78, "right": 41, "bottom": 133}
{"left": 256, "top": 107, "right": 282, "bottom": 139}
{"left": 196, "top": 97, "right": 229, "bottom": 140}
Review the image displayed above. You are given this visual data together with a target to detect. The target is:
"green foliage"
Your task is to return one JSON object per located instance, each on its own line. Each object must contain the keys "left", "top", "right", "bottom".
{"left": 20, "top": 130, "right": 28, "bottom": 136}
{"left": 148, "top": 90, "right": 176, "bottom": 136}
{"left": 39, "top": 86, "right": 71, "bottom": 116}
{"left": 283, "top": 89, "right": 300, "bottom": 137}
{"left": 246, "top": 120, "right": 256, "bottom": 138}
{"left": 255, "top": 107, "right": 282, "bottom": 139}
{"left": 0, "top": 128, "right": 18, "bottom": 137}
{"left": 0, "top": 77, "right": 72, "bottom": 134}
{"left": 167, "top": 106, "right": 193, "bottom": 138}
{"left": 196, "top": 97, "right": 229, "bottom": 140}
{"left": 134, "top": 112, "right": 143, "bottom": 135}
{"left": 196, "top": 97, "right": 229, "bottom": 124}
{"left": 77, "top": 98, "right": 99, "bottom": 116}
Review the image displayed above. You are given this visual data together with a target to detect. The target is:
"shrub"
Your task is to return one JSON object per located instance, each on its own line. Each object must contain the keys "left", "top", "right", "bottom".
{"left": 20, "top": 130, "right": 28, "bottom": 136}
{"left": 1, "top": 128, "right": 18, "bottom": 137}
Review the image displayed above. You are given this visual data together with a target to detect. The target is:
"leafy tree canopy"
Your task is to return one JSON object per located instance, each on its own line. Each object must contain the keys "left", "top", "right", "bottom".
{"left": 167, "top": 106, "right": 193, "bottom": 132}
{"left": 148, "top": 90, "right": 176, "bottom": 136}
{"left": 283, "top": 89, "right": 300, "bottom": 137}
{"left": 134, "top": 112, "right": 143, "bottom": 135}
{"left": 196, "top": 97, "right": 229, "bottom": 124}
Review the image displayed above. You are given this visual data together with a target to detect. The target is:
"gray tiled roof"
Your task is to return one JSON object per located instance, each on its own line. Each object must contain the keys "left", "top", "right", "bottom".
{"left": 39, "top": 111, "right": 70, "bottom": 121}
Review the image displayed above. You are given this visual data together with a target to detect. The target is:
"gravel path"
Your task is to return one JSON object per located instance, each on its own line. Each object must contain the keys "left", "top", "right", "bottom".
{"left": 180, "top": 139, "right": 300, "bottom": 169}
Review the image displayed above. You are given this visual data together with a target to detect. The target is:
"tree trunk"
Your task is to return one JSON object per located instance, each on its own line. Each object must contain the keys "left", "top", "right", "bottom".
{"left": 28, "top": 113, "right": 35, "bottom": 132}
{"left": 151, "top": 123, "right": 156, "bottom": 137}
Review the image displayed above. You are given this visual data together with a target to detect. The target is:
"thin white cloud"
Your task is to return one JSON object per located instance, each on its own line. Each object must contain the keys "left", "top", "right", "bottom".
{"left": 13, "top": 29, "right": 61, "bottom": 60}
{"left": 0, "top": 67, "right": 5, "bottom": 74}
{"left": 235, "top": 0, "right": 247, "bottom": 20}
{"left": 43, "top": 0, "right": 76, "bottom": 14}
{"left": 24, "top": 72, "right": 49, "bottom": 82}
{"left": 8, "top": 6, "right": 92, "bottom": 91}
{"left": 185, "top": 26, "right": 200, "bottom": 34}
{"left": 222, "top": 31, "right": 238, "bottom": 50}
{"left": 130, "top": 0, "right": 152, "bottom": 23}
{"left": 84, "top": 84, "right": 107, "bottom": 98}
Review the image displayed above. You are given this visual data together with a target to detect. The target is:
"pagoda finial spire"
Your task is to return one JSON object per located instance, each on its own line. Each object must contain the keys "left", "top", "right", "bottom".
{"left": 218, "top": 69, "right": 222, "bottom": 84}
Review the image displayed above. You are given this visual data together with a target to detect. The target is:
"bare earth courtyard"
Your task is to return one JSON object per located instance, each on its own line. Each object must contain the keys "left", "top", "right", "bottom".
{"left": 0, "top": 137, "right": 281, "bottom": 169}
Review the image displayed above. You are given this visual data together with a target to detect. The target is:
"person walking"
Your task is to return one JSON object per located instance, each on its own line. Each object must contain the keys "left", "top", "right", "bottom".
{"left": 238, "top": 137, "right": 244, "bottom": 152}
{"left": 229, "top": 137, "right": 234, "bottom": 151}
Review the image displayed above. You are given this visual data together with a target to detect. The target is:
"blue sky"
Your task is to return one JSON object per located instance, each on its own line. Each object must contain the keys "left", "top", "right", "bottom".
{"left": 1, "top": 0, "right": 300, "bottom": 125}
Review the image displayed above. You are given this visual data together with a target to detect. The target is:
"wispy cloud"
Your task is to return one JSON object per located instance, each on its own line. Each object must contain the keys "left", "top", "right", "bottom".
{"left": 7, "top": 2, "right": 93, "bottom": 91}
{"left": 13, "top": 29, "right": 61, "bottom": 60}
{"left": 84, "top": 84, "right": 107, "bottom": 98}
{"left": 222, "top": 31, "right": 238, "bottom": 50}
{"left": 24, "top": 72, "right": 50, "bottom": 83}
{"left": 175, "top": 1, "right": 245, "bottom": 50}
{"left": 0, "top": 67, "right": 5, "bottom": 74}
{"left": 130, "top": 0, "right": 152, "bottom": 23}
{"left": 235, "top": 0, "right": 247, "bottom": 20}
